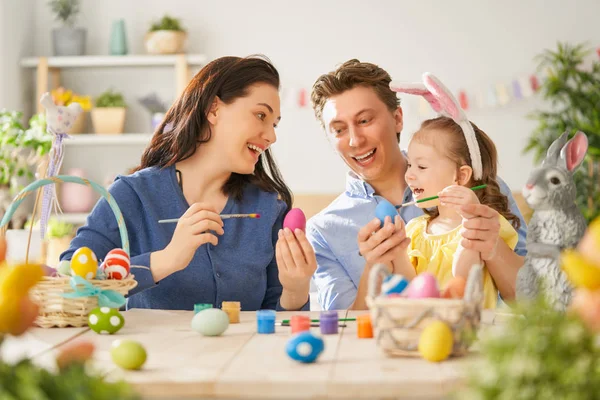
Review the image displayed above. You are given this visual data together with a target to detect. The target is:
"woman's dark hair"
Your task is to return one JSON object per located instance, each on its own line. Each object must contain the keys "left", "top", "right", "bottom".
{"left": 133, "top": 55, "right": 292, "bottom": 210}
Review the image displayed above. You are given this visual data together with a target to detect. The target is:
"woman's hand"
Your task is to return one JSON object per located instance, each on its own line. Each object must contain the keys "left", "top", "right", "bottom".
{"left": 152, "top": 203, "right": 224, "bottom": 281}
{"left": 275, "top": 228, "right": 316, "bottom": 296}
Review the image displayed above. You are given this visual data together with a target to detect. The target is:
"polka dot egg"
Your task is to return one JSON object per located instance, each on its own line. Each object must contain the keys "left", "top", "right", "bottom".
{"left": 88, "top": 307, "right": 124, "bottom": 334}
{"left": 71, "top": 247, "right": 98, "bottom": 280}
{"left": 102, "top": 248, "right": 130, "bottom": 280}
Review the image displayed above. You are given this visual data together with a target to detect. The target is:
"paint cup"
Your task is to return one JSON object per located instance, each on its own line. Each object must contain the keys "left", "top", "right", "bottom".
{"left": 221, "top": 301, "right": 241, "bottom": 324}
{"left": 357, "top": 314, "right": 373, "bottom": 338}
{"left": 291, "top": 315, "right": 311, "bottom": 334}
{"left": 257, "top": 309, "right": 276, "bottom": 334}
{"left": 194, "top": 303, "right": 212, "bottom": 314}
{"left": 320, "top": 311, "right": 339, "bottom": 335}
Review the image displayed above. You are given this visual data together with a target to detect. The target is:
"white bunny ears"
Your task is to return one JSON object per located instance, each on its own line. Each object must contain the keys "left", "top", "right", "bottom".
{"left": 390, "top": 73, "right": 483, "bottom": 180}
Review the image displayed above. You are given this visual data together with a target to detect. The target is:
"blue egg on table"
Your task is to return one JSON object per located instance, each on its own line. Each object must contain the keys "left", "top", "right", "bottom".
{"left": 286, "top": 332, "right": 325, "bottom": 364}
{"left": 375, "top": 199, "right": 398, "bottom": 227}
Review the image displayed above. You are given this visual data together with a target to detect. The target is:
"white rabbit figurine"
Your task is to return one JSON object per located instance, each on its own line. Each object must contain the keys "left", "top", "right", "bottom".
{"left": 516, "top": 130, "right": 589, "bottom": 310}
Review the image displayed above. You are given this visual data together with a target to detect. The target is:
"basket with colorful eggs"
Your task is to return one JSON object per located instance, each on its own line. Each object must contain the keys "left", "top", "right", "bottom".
{"left": 0, "top": 175, "right": 138, "bottom": 328}
{"left": 366, "top": 263, "right": 484, "bottom": 362}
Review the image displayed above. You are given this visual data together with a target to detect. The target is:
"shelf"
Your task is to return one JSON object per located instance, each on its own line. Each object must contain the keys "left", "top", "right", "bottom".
{"left": 20, "top": 54, "right": 208, "bottom": 68}
{"left": 63, "top": 133, "right": 152, "bottom": 145}
{"left": 51, "top": 213, "right": 89, "bottom": 225}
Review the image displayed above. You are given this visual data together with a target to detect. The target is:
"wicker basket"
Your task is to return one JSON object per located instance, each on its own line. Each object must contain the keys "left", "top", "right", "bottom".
{"left": 366, "top": 264, "right": 484, "bottom": 358}
{"left": 0, "top": 175, "right": 138, "bottom": 328}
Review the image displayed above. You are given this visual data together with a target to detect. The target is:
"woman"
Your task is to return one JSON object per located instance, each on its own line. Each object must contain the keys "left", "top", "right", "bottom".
{"left": 61, "top": 55, "right": 314, "bottom": 311}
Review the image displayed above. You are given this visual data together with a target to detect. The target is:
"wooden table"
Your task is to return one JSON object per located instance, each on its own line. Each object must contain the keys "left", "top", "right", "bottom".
{"left": 1, "top": 309, "right": 503, "bottom": 399}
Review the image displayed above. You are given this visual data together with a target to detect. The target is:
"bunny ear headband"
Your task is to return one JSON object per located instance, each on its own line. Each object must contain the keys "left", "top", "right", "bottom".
{"left": 390, "top": 73, "right": 483, "bottom": 180}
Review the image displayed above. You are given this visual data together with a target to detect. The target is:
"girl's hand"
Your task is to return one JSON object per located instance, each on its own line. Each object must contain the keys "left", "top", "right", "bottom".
{"left": 438, "top": 185, "right": 480, "bottom": 218}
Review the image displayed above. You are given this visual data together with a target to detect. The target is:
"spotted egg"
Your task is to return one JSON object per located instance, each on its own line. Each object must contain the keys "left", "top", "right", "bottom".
{"left": 70, "top": 247, "right": 98, "bottom": 280}
{"left": 283, "top": 208, "right": 306, "bottom": 233}
{"left": 375, "top": 199, "right": 398, "bottom": 227}
{"left": 88, "top": 307, "right": 124, "bottom": 334}
{"left": 102, "top": 248, "right": 130, "bottom": 280}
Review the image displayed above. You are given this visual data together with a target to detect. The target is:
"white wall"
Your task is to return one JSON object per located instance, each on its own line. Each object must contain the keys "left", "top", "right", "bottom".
{"left": 17, "top": 0, "right": 600, "bottom": 194}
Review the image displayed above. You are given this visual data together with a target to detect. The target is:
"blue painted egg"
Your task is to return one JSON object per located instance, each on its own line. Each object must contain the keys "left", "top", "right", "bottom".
{"left": 382, "top": 274, "right": 409, "bottom": 296}
{"left": 286, "top": 332, "right": 325, "bottom": 363}
{"left": 375, "top": 199, "right": 398, "bottom": 227}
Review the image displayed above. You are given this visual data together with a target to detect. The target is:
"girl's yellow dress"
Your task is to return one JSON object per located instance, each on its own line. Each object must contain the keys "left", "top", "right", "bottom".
{"left": 405, "top": 214, "right": 518, "bottom": 309}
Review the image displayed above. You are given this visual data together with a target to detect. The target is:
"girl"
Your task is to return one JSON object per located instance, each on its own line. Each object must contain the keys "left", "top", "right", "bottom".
{"left": 61, "top": 55, "right": 314, "bottom": 312}
{"left": 402, "top": 116, "right": 521, "bottom": 308}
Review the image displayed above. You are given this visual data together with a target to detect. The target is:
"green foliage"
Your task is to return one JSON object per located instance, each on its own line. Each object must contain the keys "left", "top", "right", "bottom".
{"left": 0, "top": 111, "right": 52, "bottom": 194}
{"left": 48, "top": 0, "right": 80, "bottom": 27}
{"left": 0, "top": 357, "right": 139, "bottom": 400}
{"left": 47, "top": 218, "right": 74, "bottom": 239}
{"left": 149, "top": 15, "right": 185, "bottom": 32}
{"left": 524, "top": 42, "right": 600, "bottom": 222}
{"left": 459, "top": 297, "right": 600, "bottom": 400}
{"left": 95, "top": 89, "right": 127, "bottom": 108}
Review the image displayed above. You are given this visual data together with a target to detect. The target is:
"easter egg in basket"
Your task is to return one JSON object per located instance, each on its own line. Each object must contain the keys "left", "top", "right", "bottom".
{"left": 405, "top": 273, "right": 440, "bottom": 299}
{"left": 101, "top": 248, "right": 130, "bottom": 280}
{"left": 70, "top": 247, "right": 98, "bottom": 280}
{"left": 283, "top": 208, "right": 306, "bottom": 232}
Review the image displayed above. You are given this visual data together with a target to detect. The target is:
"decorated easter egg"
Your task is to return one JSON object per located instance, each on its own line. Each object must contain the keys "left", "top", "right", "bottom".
{"left": 57, "top": 259, "right": 72, "bottom": 276}
{"left": 102, "top": 248, "right": 130, "bottom": 280}
{"left": 418, "top": 320, "right": 453, "bottom": 362}
{"left": 283, "top": 208, "right": 306, "bottom": 232}
{"left": 191, "top": 308, "right": 229, "bottom": 336}
{"left": 70, "top": 247, "right": 98, "bottom": 280}
{"left": 405, "top": 273, "right": 440, "bottom": 299}
{"left": 286, "top": 331, "right": 325, "bottom": 363}
{"left": 441, "top": 276, "right": 466, "bottom": 299}
{"left": 375, "top": 199, "right": 398, "bottom": 227}
{"left": 88, "top": 307, "right": 125, "bottom": 334}
{"left": 382, "top": 274, "right": 409, "bottom": 296}
{"left": 110, "top": 339, "right": 147, "bottom": 370}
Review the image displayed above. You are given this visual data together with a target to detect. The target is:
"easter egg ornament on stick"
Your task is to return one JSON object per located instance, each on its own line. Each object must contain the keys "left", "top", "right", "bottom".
{"left": 38, "top": 92, "right": 83, "bottom": 239}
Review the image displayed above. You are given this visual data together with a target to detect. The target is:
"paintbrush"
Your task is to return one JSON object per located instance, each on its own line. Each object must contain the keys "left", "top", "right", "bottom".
{"left": 279, "top": 317, "right": 356, "bottom": 324}
{"left": 396, "top": 184, "right": 487, "bottom": 208}
{"left": 158, "top": 213, "right": 261, "bottom": 224}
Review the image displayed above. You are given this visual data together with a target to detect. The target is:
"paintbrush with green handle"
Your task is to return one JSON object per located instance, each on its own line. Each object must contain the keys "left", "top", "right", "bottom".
{"left": 395, "top": 184, "right": 487, "bottom": 208}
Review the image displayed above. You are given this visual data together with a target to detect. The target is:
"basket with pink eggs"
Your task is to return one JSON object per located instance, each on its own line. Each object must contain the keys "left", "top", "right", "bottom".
{"left": 0, "top": 175, "right": 138, "bottom": 328}
{"left": 364, "top": 200, "right": 484, "bottom": 362}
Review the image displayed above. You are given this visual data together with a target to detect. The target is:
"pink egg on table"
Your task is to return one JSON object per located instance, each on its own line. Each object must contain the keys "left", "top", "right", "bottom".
{"left": 101, "top": 248, "right": 130, "bottom": 280}
{"left": 283, "top": 208, "right": 306, "bottom": 233}
{"left": 405, "top": 273, "right": 440, "bottom": 299}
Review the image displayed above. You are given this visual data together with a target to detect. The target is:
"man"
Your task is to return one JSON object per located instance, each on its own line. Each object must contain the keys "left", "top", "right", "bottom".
{"left": 306, "top": 59, "right": 527, "bottom": 310}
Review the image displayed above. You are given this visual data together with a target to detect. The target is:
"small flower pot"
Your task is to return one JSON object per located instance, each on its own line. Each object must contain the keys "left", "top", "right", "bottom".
{"left": 91, "top": 107, "right": 126, "bottom": 134}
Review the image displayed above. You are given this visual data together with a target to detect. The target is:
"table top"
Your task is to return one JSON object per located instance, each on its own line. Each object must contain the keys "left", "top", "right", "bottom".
{"left": 1, "top": 309, "right": 504, "bottom": 399}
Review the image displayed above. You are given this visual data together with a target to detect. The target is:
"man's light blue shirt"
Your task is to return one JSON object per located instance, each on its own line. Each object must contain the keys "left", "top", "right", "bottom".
{"left": 306, "top": 171, "right": 528, "bottom": 311}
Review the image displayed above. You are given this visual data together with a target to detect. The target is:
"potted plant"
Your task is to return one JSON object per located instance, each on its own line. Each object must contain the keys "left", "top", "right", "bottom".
{"left": 48, "top": 0, "right": 86, "bottom": 56}
{"left": 51, "top": 87, "right": 92, "bottom": 134}
{"left": 43, "top": 218, "right": 75, "bottom": 267}
{"left": 0, "top": 110, "right": 52, "bottom": 229}
{"left": 91, "top": 89, "right": 127, "bottom": 134}
{"left": 144, "top": 14, "right": 187, "bottom": 54}
{"left": 524, "top": 42, "right": 600, "bottom": 222}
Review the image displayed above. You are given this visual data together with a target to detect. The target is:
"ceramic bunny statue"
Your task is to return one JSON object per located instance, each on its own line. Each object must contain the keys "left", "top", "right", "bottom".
{"left": 516, "top": 130, "right": 589, "bottom": 311}
{"left": 39, "top": 92, "right": 82, "bottom": 239}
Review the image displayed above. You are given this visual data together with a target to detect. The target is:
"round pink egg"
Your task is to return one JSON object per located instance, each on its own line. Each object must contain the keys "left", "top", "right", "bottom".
{"left": 283, "top": 208, "right": 306, "bottom": 232}
{"left": 405, "top": 273, "right": 440, "bottom": 299}
{"left": 101, "top": 248, "right": 130, "bottom": 280}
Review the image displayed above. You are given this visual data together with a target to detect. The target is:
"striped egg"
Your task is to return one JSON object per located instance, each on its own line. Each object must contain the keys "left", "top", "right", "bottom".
{"left": 101, "top": 248, "right": 130, "bottom": 280}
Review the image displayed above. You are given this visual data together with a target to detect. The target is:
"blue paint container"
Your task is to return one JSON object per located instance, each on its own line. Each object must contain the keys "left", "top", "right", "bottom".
{"left": 257, "top": 309, "right": 276, "bottom": 334}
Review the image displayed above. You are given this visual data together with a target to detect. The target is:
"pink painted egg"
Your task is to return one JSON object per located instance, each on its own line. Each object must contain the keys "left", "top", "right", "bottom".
{"left": 101, "top": 248, "right": 130, "bottom": 280}
{"left": 405, "top": 273, "right": 440, "bottom": 299}
{"left": 283, "top": 208, "right": 306, "bottom": 233}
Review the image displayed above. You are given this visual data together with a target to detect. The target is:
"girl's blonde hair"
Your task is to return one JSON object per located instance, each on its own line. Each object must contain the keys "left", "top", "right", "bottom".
{"left": 413, "top": 116, "right": 521, "bottom": 229}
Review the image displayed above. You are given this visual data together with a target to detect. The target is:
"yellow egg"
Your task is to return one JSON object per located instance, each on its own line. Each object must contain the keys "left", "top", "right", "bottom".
{"left": 561, "top": 249, "right": 600, "bottom": 291}
{"left": 578, "top": 217, "right": 600, "bottom": 267}
{"left": 418, "top": 321, "right": 454, "bottom": 362}
{"left": 70, "top": 247, "right": 98, "bottom": 280}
